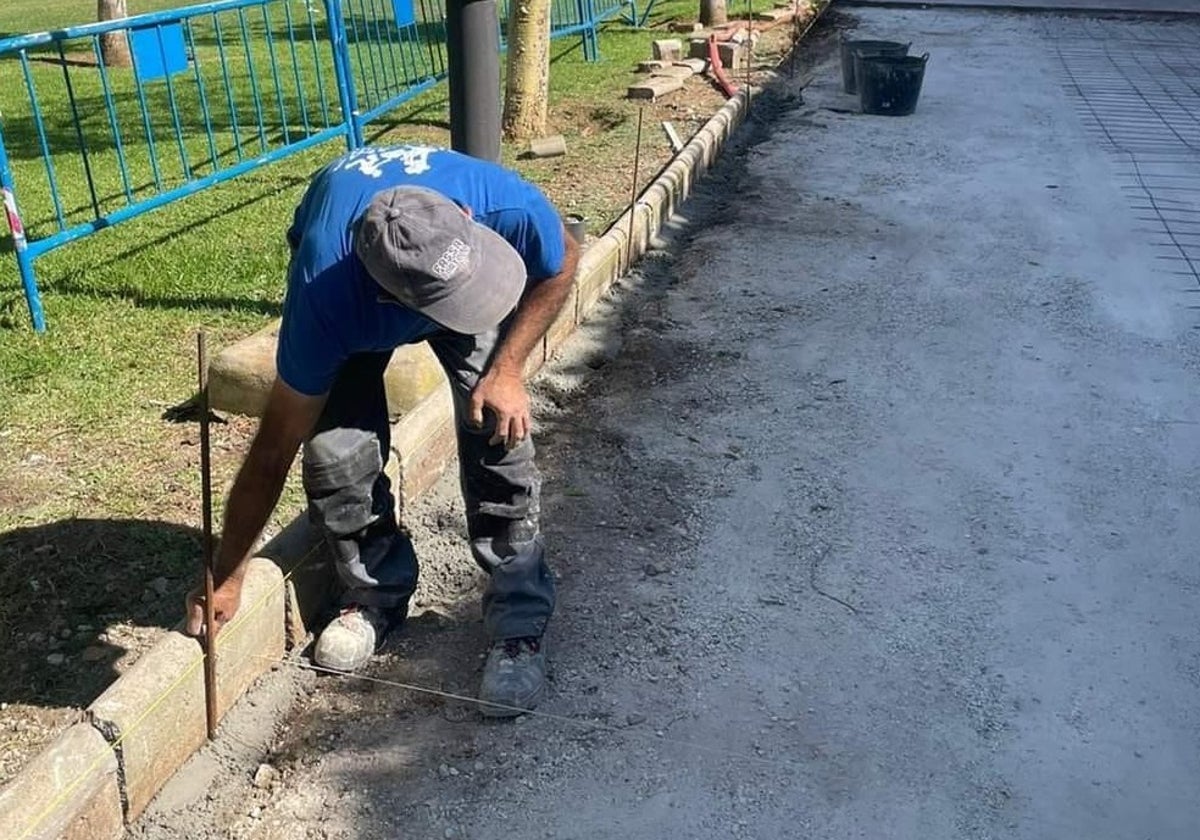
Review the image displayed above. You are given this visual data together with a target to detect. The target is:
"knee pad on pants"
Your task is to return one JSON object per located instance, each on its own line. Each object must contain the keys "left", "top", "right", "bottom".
{"left": 302, "top": 428, "right": 383, "bottom": 538}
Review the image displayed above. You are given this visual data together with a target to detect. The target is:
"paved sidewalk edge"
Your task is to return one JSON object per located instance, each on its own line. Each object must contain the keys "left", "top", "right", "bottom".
{"left": 0, "top": 5, "right": 828, "bottom": 831}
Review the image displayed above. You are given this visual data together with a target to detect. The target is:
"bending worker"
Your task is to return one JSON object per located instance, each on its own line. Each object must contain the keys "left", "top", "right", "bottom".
{"left": 186, "top": 144, "right": 579, "bottom": 716}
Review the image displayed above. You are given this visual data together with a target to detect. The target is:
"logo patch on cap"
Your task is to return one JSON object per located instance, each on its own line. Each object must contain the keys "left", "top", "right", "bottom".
{"left": 430, "top": 237, "right": 470, "bottom": 280}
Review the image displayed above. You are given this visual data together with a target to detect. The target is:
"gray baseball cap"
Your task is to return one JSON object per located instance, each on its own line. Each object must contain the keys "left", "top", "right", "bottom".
{"left": 354, "top": 186, "right": 527, "bottom": 335}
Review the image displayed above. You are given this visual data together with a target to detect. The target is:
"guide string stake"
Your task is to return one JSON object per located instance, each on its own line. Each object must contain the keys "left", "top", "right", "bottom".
{"left": 197, "top": 331, "right": 219, "bottom": 740}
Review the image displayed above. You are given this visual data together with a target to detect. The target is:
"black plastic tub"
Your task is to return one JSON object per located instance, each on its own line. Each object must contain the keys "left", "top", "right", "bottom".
{"left": 857, "top": 53, "right": 930, "bottom": 116}
{"left": 840, "top": 38, "right": 909, "bottom": 95}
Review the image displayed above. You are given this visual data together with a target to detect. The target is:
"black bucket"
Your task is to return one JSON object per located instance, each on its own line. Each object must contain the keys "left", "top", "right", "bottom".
{"left": 840, "top": 38, "right": 909, "bottom": 95}
{"left": 858, "top": 53, "right": 930, "bottom": 116}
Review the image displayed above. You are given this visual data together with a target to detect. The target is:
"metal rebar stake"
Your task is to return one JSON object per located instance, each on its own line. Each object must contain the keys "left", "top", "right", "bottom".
{"left": 197, "top": 332, "right": 218, "bottom": 741}
{"left": 627, "top": 106, "right": 645, "bottom": 272}
{"left": 746, "top": 0, "right": 753, "bottom": 95}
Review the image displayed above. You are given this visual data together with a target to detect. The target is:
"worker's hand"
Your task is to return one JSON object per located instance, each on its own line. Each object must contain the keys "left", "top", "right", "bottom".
{"left": 184, "top": 577, "right": 243, "bottom": 639}
{"left": 469, "top": 369, "right": 531, "bottom": 450}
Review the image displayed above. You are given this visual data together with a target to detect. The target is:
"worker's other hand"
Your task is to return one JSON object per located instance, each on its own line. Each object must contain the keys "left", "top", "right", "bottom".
{"left": 469, "top": 369, "right": 531, "bottom": 450}
{"left": 184, "top": 577, "right": 243, "bottom": 638}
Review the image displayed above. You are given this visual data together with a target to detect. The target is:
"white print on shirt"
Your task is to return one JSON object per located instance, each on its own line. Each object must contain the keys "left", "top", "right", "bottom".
{"left": 337, "top": 145, "right": 436, "bottom": 178}
{"left": 431, "top": 238, "right": 470, "bottom": 280}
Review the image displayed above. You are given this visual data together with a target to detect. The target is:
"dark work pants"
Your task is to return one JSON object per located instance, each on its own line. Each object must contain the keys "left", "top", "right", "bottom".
{"left": 300, "top": 328, "right": 555, "bottom": 642}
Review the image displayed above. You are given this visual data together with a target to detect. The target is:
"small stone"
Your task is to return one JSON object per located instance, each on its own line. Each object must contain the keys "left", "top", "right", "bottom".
{"left": 626, "top": 713, "right": 647, "bottom": 726}
{"left": 438, "top": 763, "right": 451, "bottom": 779}
{"left": 253, "top": 763, "right": 278, "bottom": 789}
{"left": 46, "top": 653, "right": 66, "bottom": 666}
{"left": 81, "top": 646, "right": 108, "bottom": 662}
{"left": 444, "top": 829, "right": 456, "bottom": 839}
{"left": 59, "top": 628, "right": 72, "bottom": 639}
{"left": 249, "top": 806, "right": 261, "bottom": 819}
{"left": 644, "top": 562, "right": 670, "bottom": 576}
{"left": 474, "top": 761, "right": 485, "bottom": 772}
{"left": 448, "top": 766, "right": 459, "bottom": 776}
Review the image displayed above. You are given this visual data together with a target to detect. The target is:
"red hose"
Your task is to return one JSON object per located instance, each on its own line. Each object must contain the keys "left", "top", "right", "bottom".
{"left": 707, "top": 34, "right": 739, "bottom": 98}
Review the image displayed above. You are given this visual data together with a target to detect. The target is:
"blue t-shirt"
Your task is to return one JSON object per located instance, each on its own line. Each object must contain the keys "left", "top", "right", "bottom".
{"left": 277, "top": 144, "right": 567, "bottom": 396}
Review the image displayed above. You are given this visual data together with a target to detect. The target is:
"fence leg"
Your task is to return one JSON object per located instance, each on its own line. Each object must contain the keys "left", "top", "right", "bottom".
{"left": 580, "top": 0, "right": 599, "bottom": 61}
{"left": 0, "top": 130, "right": 46, "bottom": 332}
{"left": 325, "top": 0, "right": 364, "bottom": 148}
{"left": 15, "top": 243, "right": 46, "bottom": 334}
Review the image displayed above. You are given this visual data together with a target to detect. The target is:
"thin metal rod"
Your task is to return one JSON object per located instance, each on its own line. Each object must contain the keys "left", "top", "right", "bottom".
{"left": 237, "top": 8, "right": 269, "bottom": 152}
{"left": 281, "top": 0, "right": 313, "bottom": 135}
{"left": 789, "top": 0, "right": 799, "bottom": 79}
{"left": 20, "top": 51, "right": 67, "bottom": 229}
{"left": 92, "top": 36, "right": 134, "bottom": 204}
{"left": 745, "top": 0, "right": 753, "bottom": 94}
{"left": 261, "top": 3, "right": 292, "bottom": 145}
{"left": 627, "top": 106, "right": 644, "bottom": 271}
{"left": 198, "top": 332, "right": 218, "bottom": 741}
{"left": 185, "top": 19, "right": 221, "bottom": 174}
{"left": 213, "top": 12, "right": 245, "bottom": 162}
{"left": 157, "top": 24, "right": 194, "bottom": 181}
{"left": 56, "top": 42, "right": 101, "bottom": 220}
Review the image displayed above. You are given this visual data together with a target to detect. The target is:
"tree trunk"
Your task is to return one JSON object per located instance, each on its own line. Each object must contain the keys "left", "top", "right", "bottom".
{"left": 98, "top": 0, "right": 132, "bottom": 68}
{"left": 700, "top": 0, "right": 727, "bottom": 27}
{"left": 502, "top": 0, "right": 551, "bottom": 143}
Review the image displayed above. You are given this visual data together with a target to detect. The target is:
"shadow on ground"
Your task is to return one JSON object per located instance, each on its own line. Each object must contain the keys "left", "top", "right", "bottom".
{"left": 0, "top": 517, "right": 203, "bottom": 709}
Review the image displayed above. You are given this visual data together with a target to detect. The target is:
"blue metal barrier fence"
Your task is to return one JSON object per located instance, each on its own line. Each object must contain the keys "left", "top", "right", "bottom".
{"left": 0, "top": 0, "right": 629, "bottom": 332}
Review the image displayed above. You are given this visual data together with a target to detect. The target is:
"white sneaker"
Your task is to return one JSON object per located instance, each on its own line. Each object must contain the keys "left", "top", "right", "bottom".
{"left": 313, "top": 605, "right": 389, "bottom": 673}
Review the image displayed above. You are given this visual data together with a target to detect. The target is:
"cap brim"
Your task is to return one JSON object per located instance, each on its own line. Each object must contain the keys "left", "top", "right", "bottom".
{"left": 417, "top": 222, "right": 527, "bottom": 335}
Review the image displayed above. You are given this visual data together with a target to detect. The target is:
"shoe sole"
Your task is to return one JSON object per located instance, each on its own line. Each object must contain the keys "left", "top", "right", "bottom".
{"left": 478, "top": 682, "right": 546, "bottom": 719}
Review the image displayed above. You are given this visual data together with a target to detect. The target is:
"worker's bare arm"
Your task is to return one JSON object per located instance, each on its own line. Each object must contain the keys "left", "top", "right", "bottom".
{"left": 185, "top": 378, "right": 326, "bottom": 636}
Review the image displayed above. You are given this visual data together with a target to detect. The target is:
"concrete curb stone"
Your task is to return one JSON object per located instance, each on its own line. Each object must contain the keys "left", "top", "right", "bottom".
{"left": 85, "top": 557, "right": 283, "bottom": 823}
{"left": 87, "top": 632, "right": 206, "bottom": 823}
{"left": 0, "top": 724, "right": 123, "bottom": 840}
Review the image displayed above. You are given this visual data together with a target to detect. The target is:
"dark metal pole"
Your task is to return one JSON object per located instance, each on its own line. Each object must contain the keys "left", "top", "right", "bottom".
{"left": 446, "top": 0, "right": 501, "bottom": 162}
{"left": 198, "top": 332, "right": 218, "bottom": 741}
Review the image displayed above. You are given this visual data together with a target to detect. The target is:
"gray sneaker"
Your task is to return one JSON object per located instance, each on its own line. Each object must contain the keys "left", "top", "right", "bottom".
{"left": 313, "top": 605, "right": 390, "bottom": 673}
{"left": 478, "top": 637, "right": 547, "bottom": 718}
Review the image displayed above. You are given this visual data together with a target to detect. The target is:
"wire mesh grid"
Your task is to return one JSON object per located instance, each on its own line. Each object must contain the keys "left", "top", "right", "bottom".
{"left": 1047, "top": 16, "right": 1200, "bottom": 283}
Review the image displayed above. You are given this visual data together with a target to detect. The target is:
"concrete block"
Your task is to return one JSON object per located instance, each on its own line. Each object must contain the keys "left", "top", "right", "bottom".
{"left": 89, "top": 632, "right": 206, "bottom": 821}
{"left": 675, "top": 58, "right": 708, "bottom": 74}
{"left": 637, "top": 59, "right": 668, "bottom": 72}
{"left": 754, "top": 7, "right": 794, "bottom": 22}
{"left": 545, "top": 282, "right": 580, "bottom": 360}
{"left": 689, "top": 38, "right": 711, "bottom": 60}
{"left": 208, "top": 321, "right": 443, "bottom": 420}
{"left": 213, "top": 557, "right": 286, "bottom": 718}
{"left": 0, "top": 724, "right": 123, "bottom": 840}
{"left": 383, "top": 343, "right": 445, "bottom": 422}
{"left": 526, "top": 134, "right": 567, "bottom": 159}
{"left": 669, "top": 20, "right": 703, "bottom": 32}
{"left": 390, "top": 382, "right": 458, "bottom": 509}
{"left": 209, "top": 321, "right": 279, "bottom": 417}
{"left": 650, "top": 64, "right": 694, "bottom": 81}
{"left": 717, "top": 41, "right": 750, "bottom": 70}
{"left": 576, "top": 236, "right": 623, "bottom": 314}
{"left": 627, "top": 76, "right": 685, "bottom": 101}
{"left": 651, "top": 38, "right": 683, "bottom": 61}
{"left": 254, "top": 517, "right": 334, "bottom": 650}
